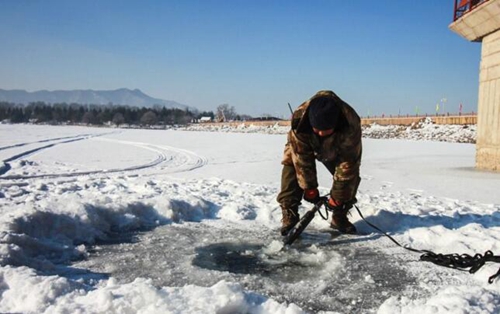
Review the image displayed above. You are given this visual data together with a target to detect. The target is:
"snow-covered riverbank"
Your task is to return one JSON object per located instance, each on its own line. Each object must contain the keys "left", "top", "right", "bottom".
{"left": 183, "top": 117, "right": 476, "bottom": 143}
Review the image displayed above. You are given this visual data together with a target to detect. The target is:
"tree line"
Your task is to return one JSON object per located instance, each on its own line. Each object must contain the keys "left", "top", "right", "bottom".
{"left": 0, "top": 101, "right": 216, "bottom": 126}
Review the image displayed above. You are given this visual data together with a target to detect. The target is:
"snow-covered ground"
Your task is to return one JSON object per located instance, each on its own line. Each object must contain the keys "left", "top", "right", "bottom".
{"left": 0, "top": 123, "right": 499, "bottom": 314}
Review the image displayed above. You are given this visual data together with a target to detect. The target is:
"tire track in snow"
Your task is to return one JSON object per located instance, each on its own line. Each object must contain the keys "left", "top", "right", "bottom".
{"left": 93, "top": 138, "right": 208, "bottom": 174}
{"left": 0, "top": 137, "right": 207, "bottom": 180}
{"left": 0, "top": 132, "right": 118, "bottom": 176}
{"left": 0, "top": 133, "right": 106, "bottom": 151}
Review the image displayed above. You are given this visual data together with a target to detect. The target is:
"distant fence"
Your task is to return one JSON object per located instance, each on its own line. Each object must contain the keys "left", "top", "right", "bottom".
{"left": 361, "top": 114, "right": 477, "bottom": 126}
{"left": 198, "top": 114, "right": 477, "bottom": 127}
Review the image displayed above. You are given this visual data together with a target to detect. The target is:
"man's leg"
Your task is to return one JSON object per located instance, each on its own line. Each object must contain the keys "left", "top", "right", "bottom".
{"left": 276, "top": 165, "right": 303, "bottom": 235}
{"left": 322, "top": 161, "right": 359, "bottom": 234}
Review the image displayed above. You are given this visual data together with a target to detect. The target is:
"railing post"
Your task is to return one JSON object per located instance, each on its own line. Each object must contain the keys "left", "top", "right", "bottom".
{"left": 453, "top": 0, "right": 458, "bottom": 21}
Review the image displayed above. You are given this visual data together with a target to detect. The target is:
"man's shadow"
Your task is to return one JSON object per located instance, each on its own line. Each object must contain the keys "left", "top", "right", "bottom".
{"left": 318, "top": 207, "right": 500, "bottom": 247}
{"left": 356, "top": 207, "right": 500, "bottom": 233}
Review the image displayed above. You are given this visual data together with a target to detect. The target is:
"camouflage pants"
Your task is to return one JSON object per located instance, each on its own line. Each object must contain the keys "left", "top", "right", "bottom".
{"left": 277, "top": 160, "right": 340, "bottom": 209}
{"left": 276, "top": 165, "right": 304, "bottom": 209}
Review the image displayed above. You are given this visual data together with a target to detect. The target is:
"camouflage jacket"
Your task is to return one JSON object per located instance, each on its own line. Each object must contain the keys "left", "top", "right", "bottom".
{"left": 282, "top": 90, "right": 362, "bottom": 202}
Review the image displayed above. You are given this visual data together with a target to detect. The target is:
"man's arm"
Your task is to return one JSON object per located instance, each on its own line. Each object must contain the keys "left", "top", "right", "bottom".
{"left": 331, "top": 125, "right": 362, "bottom": 203}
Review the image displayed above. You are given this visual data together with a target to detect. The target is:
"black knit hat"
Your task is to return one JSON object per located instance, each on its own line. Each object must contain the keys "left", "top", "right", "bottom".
{"left": 308, "top": 96, "right": 340, "bottom": 130}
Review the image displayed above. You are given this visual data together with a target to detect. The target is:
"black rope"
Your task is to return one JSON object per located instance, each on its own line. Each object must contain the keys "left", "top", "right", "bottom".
{"left": 353, "top": 205, "right": 500, "bottom": 284}
{"left": 316, "top": 197, "right": 329, "bottom": 221}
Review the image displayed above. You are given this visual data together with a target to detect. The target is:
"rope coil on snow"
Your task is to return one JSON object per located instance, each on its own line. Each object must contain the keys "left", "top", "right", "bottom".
{"left": 420, "top": 251, "right": 500, "bottom": 284}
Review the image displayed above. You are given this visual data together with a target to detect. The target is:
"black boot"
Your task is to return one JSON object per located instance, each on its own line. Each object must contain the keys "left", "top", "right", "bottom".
{"left": 280, "top": 206, "right": 299, "bottom": 236}
{"left": 330, "top": 208, "right": 357, "bottom": 234}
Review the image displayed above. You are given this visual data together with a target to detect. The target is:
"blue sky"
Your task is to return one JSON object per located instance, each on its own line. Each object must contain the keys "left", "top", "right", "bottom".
{"left": 0, "top": 0, "right": 480, "bottom": 117}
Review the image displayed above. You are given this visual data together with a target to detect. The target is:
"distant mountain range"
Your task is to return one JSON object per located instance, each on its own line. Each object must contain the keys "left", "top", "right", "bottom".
{"left": 0, "top": 88, "right": 191, "bottom": 110}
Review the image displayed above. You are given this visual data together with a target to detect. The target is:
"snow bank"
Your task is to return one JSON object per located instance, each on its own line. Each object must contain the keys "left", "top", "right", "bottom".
{"left": 183, "top": 118, "right": 477, "bottom": 143}
{"left": 379, "top": 285, "right": 500, "bottom": 314}
{"left": 0, "top": 178, "right": 226, "bottom": 271}
{"left": 363, "top": 117, "right": 476, "bottom": 143}
{"left": 184, "top": 122, "right": 289, "bottom": 135}
{"left": 0, "top": 267, "right": 303, "bottom": 314}
{"left": 0, "top": 175, "right": 301, "bottom": 313}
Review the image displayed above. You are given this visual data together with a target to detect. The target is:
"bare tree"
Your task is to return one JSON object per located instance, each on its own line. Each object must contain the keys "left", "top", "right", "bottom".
{"left": 140, "top": 110, "right": 157, "bottom": 126}
{"left": 216, "top": 104, "right": 236, "bottom": 122}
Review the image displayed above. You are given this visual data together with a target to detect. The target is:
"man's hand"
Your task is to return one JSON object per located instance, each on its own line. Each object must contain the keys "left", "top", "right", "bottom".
{"left": 325, "top": 198, "right": 356, "bottom": 212}
{"left": 303, "top": 188, "right": 320, "bottom": 204}
{"left": 325, "top": 198, "right": 343, "bottom": 211}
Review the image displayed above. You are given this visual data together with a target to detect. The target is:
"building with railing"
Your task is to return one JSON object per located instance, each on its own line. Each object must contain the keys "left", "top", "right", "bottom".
{"left": 450, "top": 0, "right": 500, "bottom": 171}
{"left": 453, "top": 0, "right": 490, "bottom": 22}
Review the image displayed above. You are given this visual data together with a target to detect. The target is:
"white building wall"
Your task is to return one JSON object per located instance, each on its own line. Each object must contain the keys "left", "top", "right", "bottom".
{"left": 450, "top": 0, "right": 500, "bottom": 171}
{"left": 477, "top": 30, "right": 500, "bottom": 170}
